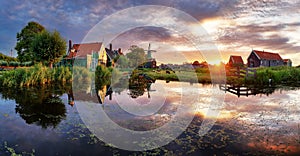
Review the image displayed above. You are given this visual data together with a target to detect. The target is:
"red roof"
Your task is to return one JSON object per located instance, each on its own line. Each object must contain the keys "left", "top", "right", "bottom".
{"left": 66, "top": 42, "right": 103, "bottom": 59}
{"left": 253, "top": 50, "right": 282, "bottom": 61}
{"left": 229, "top": 55, "right": 244, "bottom": 64}
{"left": 283, "top": 59, "right": 291, "bottom": 62}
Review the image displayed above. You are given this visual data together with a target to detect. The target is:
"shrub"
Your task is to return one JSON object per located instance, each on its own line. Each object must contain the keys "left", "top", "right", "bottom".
{"left": 95, "top": 65, "right": 112, "bottom": 90}
{"left": 0, "top": 60, "right": 8, "bottom": 66}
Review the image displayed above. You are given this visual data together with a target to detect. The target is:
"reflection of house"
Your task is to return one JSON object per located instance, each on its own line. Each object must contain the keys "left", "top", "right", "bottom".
{"left": 97, "top": 85, "right": 113, "bottom": 104}
{"left": 65, "top": 40, "right": 107, "bottom": 71}
{"left": 247, "top": 50, "right": 284, "bottom": 67}
{"left": 105, "top": 43, "right": 123, "bottom": 67}
{"left": 283, "top": 59, "right": 292, "bottom": 67}
{"left": 228, "top": 55, "right": 244, "bottom": 67}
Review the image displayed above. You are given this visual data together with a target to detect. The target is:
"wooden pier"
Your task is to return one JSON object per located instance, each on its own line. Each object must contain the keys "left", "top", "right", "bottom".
{"left": 219, "top": 84, "right": 276, "bottom": 97}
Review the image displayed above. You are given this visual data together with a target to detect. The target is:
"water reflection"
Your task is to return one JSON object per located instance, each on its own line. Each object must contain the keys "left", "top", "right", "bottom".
{"left": 219, "top": 83, "right": 300, "bottom": 97}
{"left": 0, "top": 84, "right": 70, "bottom": 128}
{"left": 219, "top": 84, "right": 277, "bottom": 97}
{"left": 94, "top": 72, "right": 156, "bottom": 104}
{"left": 0, "top": 78, "right": 299, "bottom": 155}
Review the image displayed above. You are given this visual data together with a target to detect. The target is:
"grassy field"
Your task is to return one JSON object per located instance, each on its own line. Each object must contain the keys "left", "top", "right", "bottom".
{"left": 130, "top": 66, "right": 300, "bottom": 86}
{"left": 131, "top": 67, "right": 226, "bottom": 84}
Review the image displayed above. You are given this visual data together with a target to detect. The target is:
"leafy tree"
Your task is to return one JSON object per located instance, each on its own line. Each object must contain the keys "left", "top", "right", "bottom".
{"left": 126, "top": 45, "right": 146, "bottom": 68}
{"left": 115, "top": 55, "right": 129, "bottom": 68}
{"left": 15, "top": 21, "right": 45, "bottom": 62}
{"left": 31, "top": 30, "right": 66, "bottom": 68}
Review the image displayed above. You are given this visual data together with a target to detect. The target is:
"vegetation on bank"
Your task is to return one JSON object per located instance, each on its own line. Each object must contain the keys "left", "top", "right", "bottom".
{"left": 132, "top": 67, "right": 224, "bottom": 84}
{"left": 94, "top": 65, "right": 122, "bottom": 90}
{"left": 128, "top": 66, "right": 300, "bottom": 86}
{"left": 0, "top": 64, "right": 73, "bottom": 87}
{"left": 245, "top": 66, "right": 300, "bottom": 86}
{"left": 0, "top": 52, "right": 18, "bottom": 62}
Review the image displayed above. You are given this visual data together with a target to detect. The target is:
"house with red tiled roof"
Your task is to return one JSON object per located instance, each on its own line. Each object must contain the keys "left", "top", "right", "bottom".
{"left": 283, "top": 59, "right": 292, "bottom": 67}
{"left": 64, "top": 40, "right": 107, "bottom": 71}
{"left": 247, "top": 50, "right": 284, "bottom": 67}
{"left": 228, "top": 55, "right": 244, "bottom": 67}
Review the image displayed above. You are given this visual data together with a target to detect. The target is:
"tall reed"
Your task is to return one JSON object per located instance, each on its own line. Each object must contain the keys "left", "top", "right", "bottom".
{"left": 0, "top": 64, "right": 73, "bottom": 87}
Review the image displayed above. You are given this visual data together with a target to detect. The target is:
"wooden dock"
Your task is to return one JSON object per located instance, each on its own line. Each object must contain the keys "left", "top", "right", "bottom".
{"left": 219, "top": 84, "right": 276, "bottom": 97}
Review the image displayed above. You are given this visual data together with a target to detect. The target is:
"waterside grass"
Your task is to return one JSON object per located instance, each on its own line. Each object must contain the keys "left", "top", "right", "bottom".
{"left": 133, "top": 66, "right": 300, "bottom": 86}
{"left": 0, "top": 64, "right": 77, "bottom": 87}
{"left": 246, "top": 66, "right": 300, "bottom": 86}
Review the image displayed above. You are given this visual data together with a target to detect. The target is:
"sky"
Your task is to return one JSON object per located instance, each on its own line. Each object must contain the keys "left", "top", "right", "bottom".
{"left": 1, "top": 0, "right": 300, "bottom": 65}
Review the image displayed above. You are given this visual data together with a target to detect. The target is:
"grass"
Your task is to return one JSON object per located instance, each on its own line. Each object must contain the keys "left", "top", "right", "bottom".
{"left": 245, "top": 66, "right": 300, "bottom": 86}
{"left": 133, "top": 68, "right": 220, "bottom": 84}
{"left": 0, "top": 63, "right": 83, "bottom": 87}
{"left": 125, "top": 66, "right": 300, "bottom": 86}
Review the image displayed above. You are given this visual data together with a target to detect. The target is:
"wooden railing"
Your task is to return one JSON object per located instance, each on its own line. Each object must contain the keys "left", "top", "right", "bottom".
{"left": 226, "top": 66, "right": 256, "bottom": 78}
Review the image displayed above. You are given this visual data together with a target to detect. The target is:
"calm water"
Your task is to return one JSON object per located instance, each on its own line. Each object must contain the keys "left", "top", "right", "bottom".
{"left": 0, "top": 80, "right": 300, "bottom": 155}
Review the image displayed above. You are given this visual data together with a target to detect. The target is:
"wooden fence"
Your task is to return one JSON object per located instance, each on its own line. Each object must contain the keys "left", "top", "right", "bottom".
{"left": 226, "top": 67, "right": 256, "bottom": 78}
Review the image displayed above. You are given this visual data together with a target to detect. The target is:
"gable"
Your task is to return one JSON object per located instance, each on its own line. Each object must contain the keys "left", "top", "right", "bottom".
{"left": 252, "top": 50, "right": 282, "bottom": 61}
{"left": 229, "top": 55, "right": 244, "bottom": 64}
{"left": 74, "top": 43, "right": 103, "bottom": 58}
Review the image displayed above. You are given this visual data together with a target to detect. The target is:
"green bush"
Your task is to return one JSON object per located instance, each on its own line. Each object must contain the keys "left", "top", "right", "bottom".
{"left": 95, "top": 65, "right": 112, "bottom": 90}
{"left": 9, "top": 61, "right": 20, "bottom": 67}
{"left": 0, "top": 60, "right": 8, "bottom": 66}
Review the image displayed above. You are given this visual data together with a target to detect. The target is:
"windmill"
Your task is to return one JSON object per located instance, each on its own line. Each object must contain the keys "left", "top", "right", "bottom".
{"left": 145, "top": 43, "right": 156, "bottom": 60}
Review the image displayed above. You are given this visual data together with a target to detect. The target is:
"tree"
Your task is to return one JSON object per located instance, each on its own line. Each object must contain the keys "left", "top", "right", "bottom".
{"left": 126, "top": 45, "right": 146, "bottom": 68}
{"left": 31, "top": 30, "right": 66, "bottom": 68}
{"left": 115, "top": 55, "right": 129, "bottom": 68}
{"left": 15, "top": 21, "right": 45, "bottom": 62}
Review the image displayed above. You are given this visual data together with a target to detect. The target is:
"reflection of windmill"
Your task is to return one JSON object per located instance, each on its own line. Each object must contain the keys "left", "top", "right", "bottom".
{"left": 145, "top": 43, "right": 156, "bottom": 60}
{"left": 146, "top": 83, "right": 156, "bottom": 98}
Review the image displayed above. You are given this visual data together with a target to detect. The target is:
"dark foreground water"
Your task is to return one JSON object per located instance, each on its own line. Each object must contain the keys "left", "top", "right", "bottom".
{"left": 0, "top": 80, "right": 300, "bottom": 155}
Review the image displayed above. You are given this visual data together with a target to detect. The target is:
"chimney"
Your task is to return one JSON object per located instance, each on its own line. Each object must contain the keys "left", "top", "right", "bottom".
{"left": 69, "top": 40, "right": 72, "bottom": 51}
{"left": 118, "top": 48, "right": 122, "bottom": 54}
{"left": 109, "top": 43, "right": 112, "bottom": 51}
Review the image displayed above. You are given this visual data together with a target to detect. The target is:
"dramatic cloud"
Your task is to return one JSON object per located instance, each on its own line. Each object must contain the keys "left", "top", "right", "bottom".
{"left": 0, "top": 0, "right": 300, "bottom": 64}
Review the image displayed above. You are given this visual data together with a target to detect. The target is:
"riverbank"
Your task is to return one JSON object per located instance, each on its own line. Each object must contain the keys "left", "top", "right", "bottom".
{"left": 131, "top": 66, "right": 300, "bottom": 86}
{"left": 135, "top": 68, "right": 223, "bottom": 84}
{"left": 0, "top": 64, "right": 90, "bottom": 87}
{"left": 246, "top": 66, "right": 300, "bottom": 86}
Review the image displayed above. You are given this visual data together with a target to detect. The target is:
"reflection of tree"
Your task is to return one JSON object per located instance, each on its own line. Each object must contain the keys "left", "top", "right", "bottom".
{"left": 128, "top": 73, "right": 154, "bottom": 98}
{"left": 0, "top": 84, "right": 70, "bottom": 128}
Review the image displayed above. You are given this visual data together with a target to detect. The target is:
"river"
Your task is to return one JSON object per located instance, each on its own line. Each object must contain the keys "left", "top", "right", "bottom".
{"left": 0, "top": 80, "right": 299, "bottom": 155}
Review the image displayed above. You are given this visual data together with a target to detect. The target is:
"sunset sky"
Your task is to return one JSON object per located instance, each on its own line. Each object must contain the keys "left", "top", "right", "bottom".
{"left": 1, "top": 0, "right": 300, "bottom": 65}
